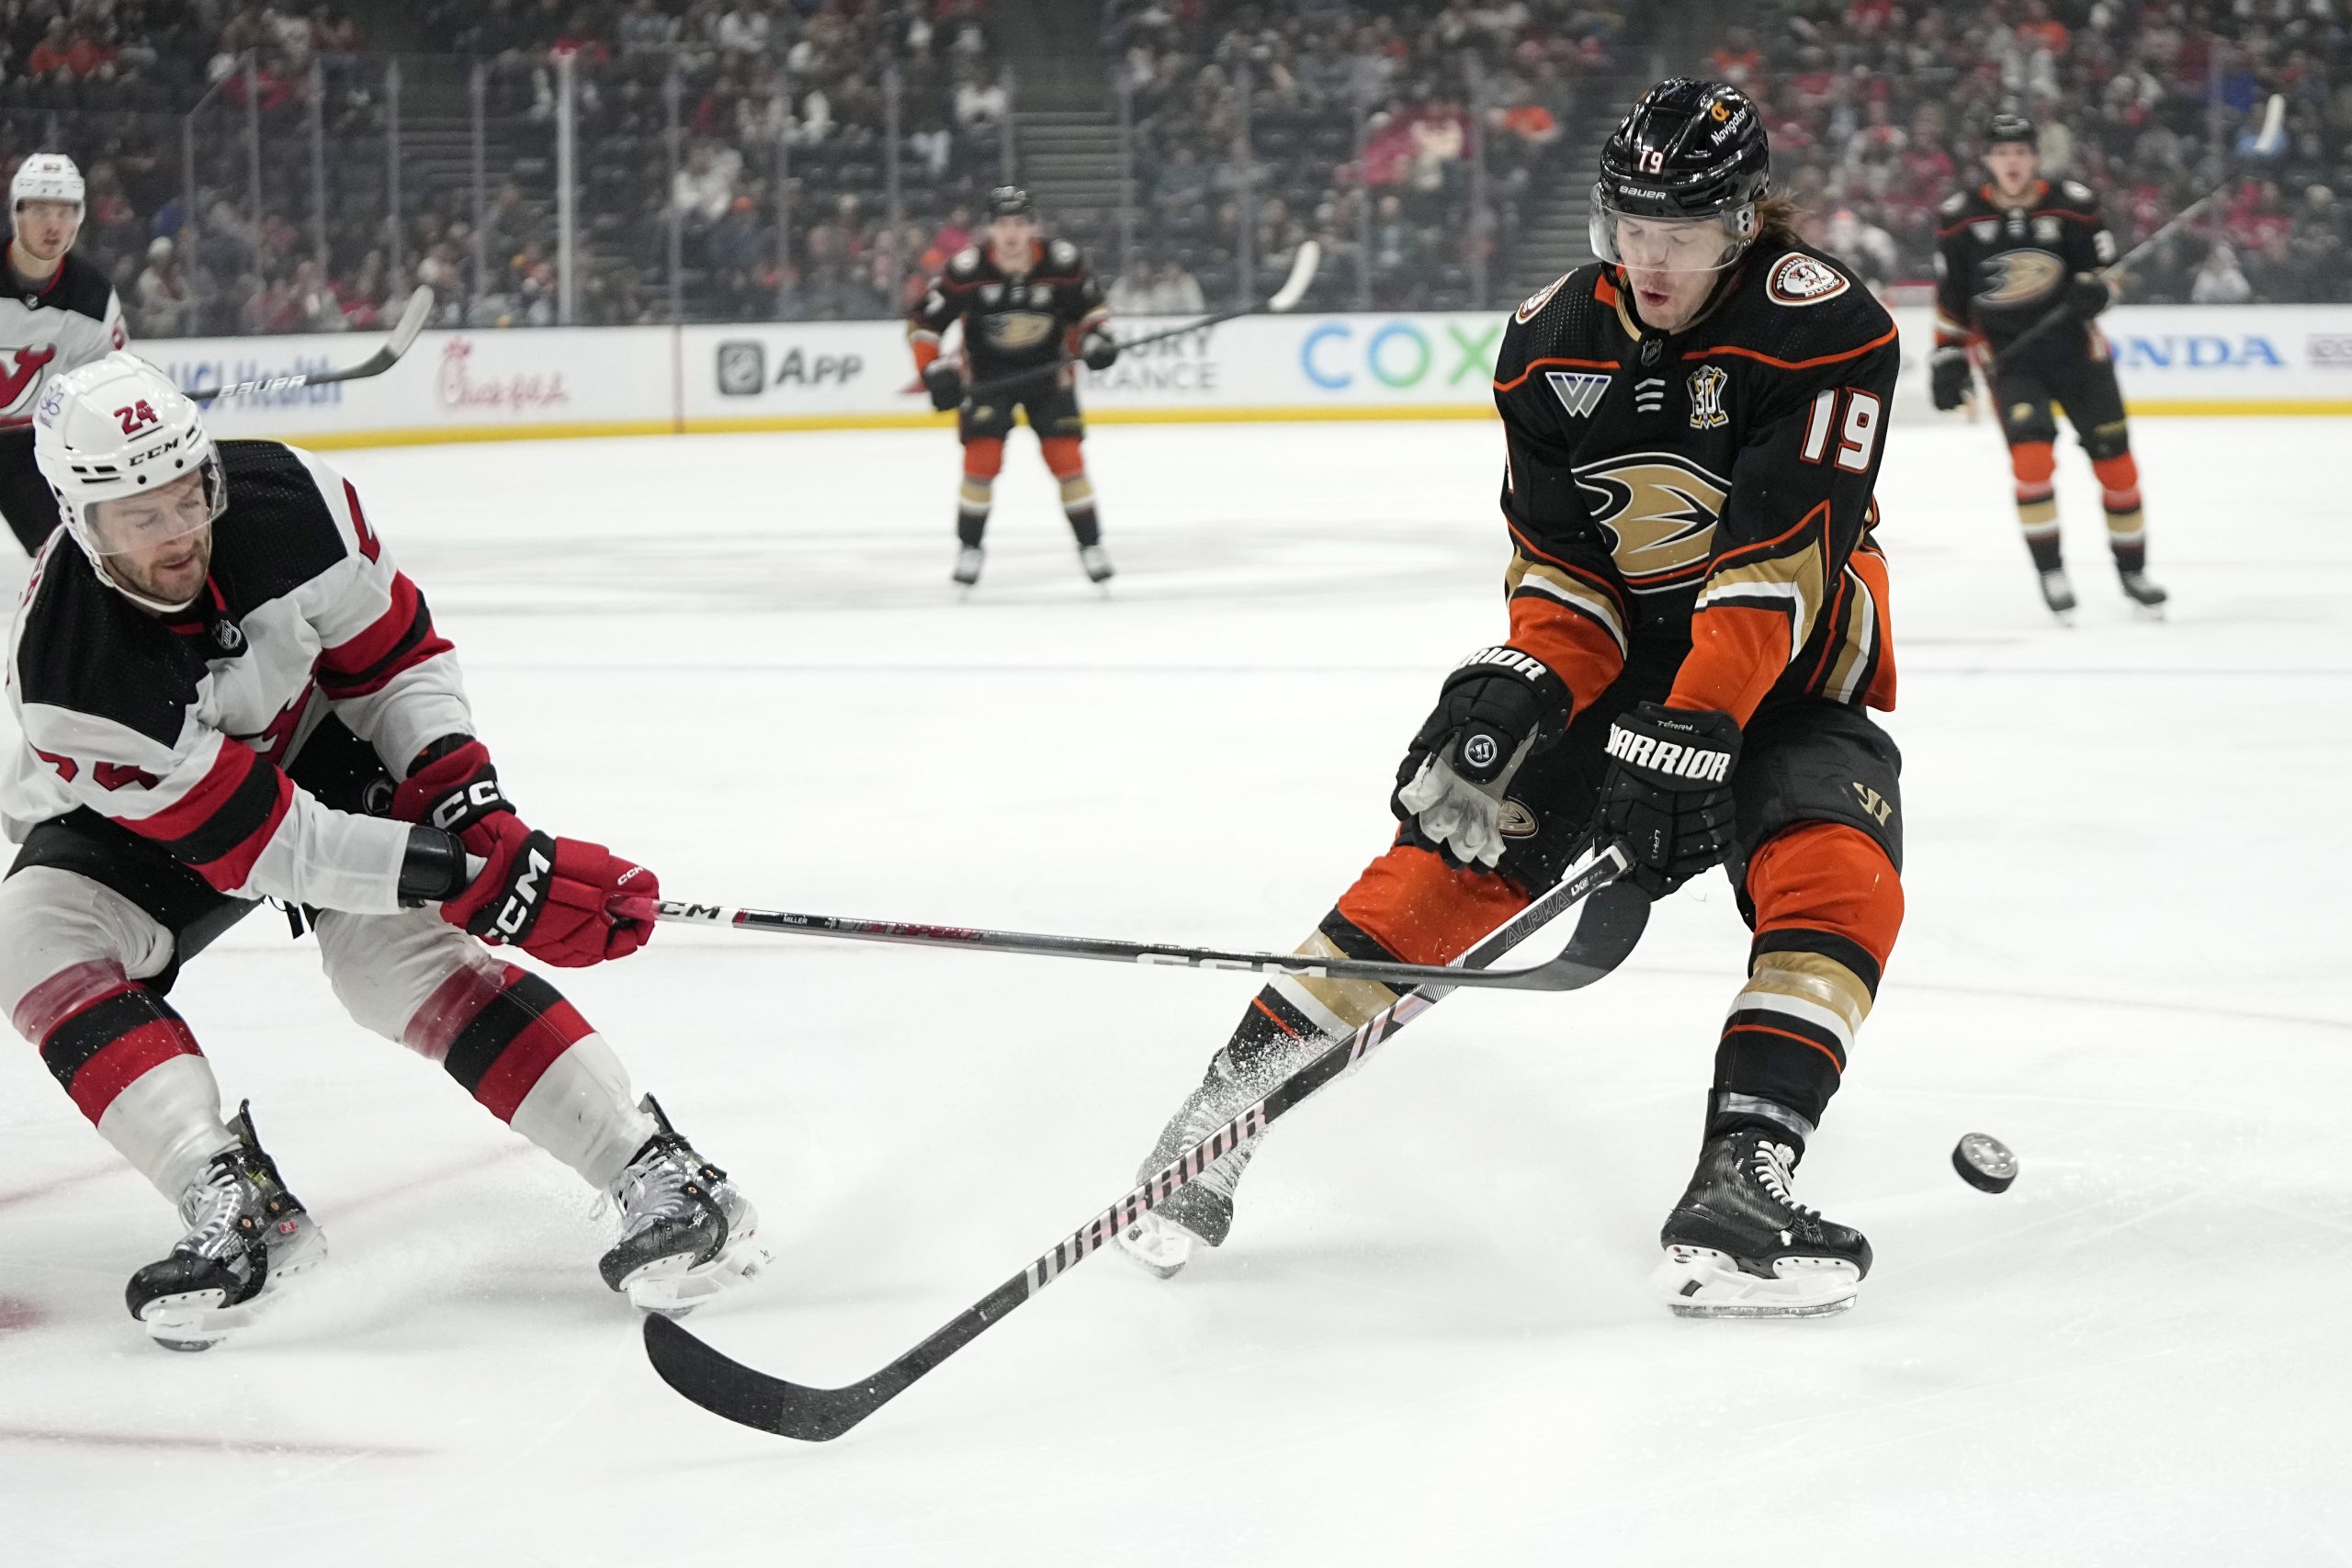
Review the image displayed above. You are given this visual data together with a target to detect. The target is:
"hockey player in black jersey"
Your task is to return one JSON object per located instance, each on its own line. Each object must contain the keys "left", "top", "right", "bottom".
{"left": 1, "top": 153, "right": 128, "bottom": 557}
{"left": 908, "top": 186, "right": 1119, "bottom": 588}
{"left": 1114, "top": 80, "right": 1905, "bottom": 1319}
{"left": 1, "top": 354, "right": 765, "bottom": 1348}
{"left": 1931, "top": 113, "right": 2166, "bottom": 617}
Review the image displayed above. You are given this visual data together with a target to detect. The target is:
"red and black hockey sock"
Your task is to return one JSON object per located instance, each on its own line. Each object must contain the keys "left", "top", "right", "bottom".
{"left": 2010, "top": 440, "right": 2063, "bottom": 571}
{"left": 2093, "top": 454, "right": 2147, "bottom": 572}
{"left": 406, "top": 962, "right": 594, "bottom": 1123}
{"left": 27, "top": 964, "right": 203, "bottom": 1124}
{"left": 1713, "top": 824, "right": 1902, "bottom": 1153}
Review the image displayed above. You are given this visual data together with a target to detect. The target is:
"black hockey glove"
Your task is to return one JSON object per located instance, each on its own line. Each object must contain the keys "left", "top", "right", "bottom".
{"left": 1391, "top": 647, "right": 1566, "bottom": 870}
{"left": 922, "top": 359, "right": 966, "bottom": 412}
{"left": 1928, "top": 346, "right": 1972, "bottom": 412}
{"left": 1080, "top": 329, "right": 1120, "bottom": 371}
{"left": 2060, "top": 273, "right": 2112, "bottom": 321}
{"left": 1589, "top": 702, "right": 1742, "bottom": 899}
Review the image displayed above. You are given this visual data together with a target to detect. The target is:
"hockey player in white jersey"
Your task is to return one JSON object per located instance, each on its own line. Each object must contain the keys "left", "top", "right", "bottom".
{"left": 1, "top": 153, "right": 128, "bottom": 555}
{"left": 0, "top": 353, "right": 764, "bottom": 1349}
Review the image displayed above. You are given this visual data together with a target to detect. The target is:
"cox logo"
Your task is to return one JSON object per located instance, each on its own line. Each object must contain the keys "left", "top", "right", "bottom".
{"left": 1300, "top": 319, "right": 1502, "bottom": 391}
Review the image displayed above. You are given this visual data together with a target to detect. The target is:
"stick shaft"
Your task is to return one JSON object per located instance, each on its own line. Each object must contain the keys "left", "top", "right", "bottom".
{"left": 628, "top": 847, "right": 1630, "bottom": 996}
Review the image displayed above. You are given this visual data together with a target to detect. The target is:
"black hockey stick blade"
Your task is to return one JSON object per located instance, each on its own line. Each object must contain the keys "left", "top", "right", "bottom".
{"left": 192, "top": 286, "right": 433, "bottom": 403}
{"left": 639, "top": 852, "right": 1645, "bottom": 1441}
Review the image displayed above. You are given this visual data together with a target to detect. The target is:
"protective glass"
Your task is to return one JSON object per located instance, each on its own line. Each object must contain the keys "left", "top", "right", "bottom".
{"left": 1589, "top": 193, "right": 1756, "bottom": 273}
{"left": 81, "top": 458, "right": 224, "bottom": 556}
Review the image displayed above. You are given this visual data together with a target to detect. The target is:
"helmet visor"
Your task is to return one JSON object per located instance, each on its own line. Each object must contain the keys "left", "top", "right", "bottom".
{"left": 1589, "top": 191, "right": 1756, "bottom": 273}
{"left": 80, "top": 459, "right": 224, "bottom": 557}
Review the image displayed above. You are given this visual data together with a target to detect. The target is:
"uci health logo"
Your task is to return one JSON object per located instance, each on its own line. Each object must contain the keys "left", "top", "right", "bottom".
{"left": 1299, "top": 319, "right": 1502, "bottom": 391}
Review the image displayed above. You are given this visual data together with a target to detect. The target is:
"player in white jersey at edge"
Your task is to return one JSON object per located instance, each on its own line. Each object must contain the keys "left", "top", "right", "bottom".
{"left": 0, "top": 353, "right": 766, "bottom": 1349}
{"left": 1, "top": 153, "right": 128, "bottom": 555}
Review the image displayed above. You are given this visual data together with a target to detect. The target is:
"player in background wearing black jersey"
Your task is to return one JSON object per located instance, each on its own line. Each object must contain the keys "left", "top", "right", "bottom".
{"left": 0, "top": 355, "right": 765, "bottom": 1348}
{"left": 1, "top": 153, "right": 129, "bottom": 556}
{"left": 908, "top": 186, "right": 1120, "bottom": 588}
{"left": 1931, "top": 114, "right": 2166, "bottom": 618}
{"left": 1114, "top": 81, "right": 1905, "bottom": 1320}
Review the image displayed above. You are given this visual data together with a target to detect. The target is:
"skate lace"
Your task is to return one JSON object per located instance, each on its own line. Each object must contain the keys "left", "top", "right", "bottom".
{"left": 1750, "top": 1141, "right": 1819, "bottom": 1223}
{"left": 615, "top": 1140, "right": 723, "bottom": 1235}
{"left": 176, "top": 1161, "right": 257, "bottom": 1261}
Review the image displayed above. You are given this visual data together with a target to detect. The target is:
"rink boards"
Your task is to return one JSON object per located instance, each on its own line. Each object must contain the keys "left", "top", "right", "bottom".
{"left": 157, "top": 303, "right": 2352, "bottom": 450}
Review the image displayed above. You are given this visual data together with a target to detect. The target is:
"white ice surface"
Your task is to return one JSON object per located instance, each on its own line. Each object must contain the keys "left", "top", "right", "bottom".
{"left": 1, "top": 416, "right": 2346, "bottom": 1565}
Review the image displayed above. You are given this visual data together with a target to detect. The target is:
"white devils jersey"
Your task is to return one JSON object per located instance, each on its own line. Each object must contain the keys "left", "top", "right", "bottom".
{"left": 0, "top": 250, "right": 128, "bottom": 426}
{"left": 5, "top": 441, "right": 472, "bottom": 913}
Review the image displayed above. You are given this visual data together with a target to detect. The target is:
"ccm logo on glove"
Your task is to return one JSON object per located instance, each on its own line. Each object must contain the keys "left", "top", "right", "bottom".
{"left": 430, "top": 778, "right": 509, "bottom": 831}
{"left": 1603, "top": 724, "right": 1734, "bottom": 783}
{"left": 493, "top": 846, "right": 551, "bottom": 938}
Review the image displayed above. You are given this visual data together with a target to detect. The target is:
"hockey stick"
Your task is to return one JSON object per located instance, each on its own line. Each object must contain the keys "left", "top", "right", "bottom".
{"left": 189, "top": 285, "right": 434, "bottom": 403}
{"left": 640, "top": 844, "right": 1648, "bottom": 1440}
{"left": 1990, "top": 94, "right": 2284, "bottom": 372}
{"left": 614, "top": 841, "right": 1630, "bottom": 994}
{"left": 961, "top": 240, "right": 1321, "bottom": 401}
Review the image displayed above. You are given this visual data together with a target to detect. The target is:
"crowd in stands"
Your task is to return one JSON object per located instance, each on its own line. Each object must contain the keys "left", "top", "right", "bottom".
{"left": 6, "top": 0, "right": 2350, "bottom": 338}
{"left": 1105, "top": 0, "right": 1628, "bottom": 310}
{"left": 1714, "top": 0, "right": 2352, "bottom": 303}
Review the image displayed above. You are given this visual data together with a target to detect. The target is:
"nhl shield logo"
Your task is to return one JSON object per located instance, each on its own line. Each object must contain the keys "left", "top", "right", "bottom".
{"left": 1687, "top": 365, "right": 1729, "bottom": 430}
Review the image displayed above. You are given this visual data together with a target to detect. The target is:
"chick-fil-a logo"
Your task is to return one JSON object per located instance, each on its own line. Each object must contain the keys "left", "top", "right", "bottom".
{"left": 436, "top": 337, "right": 571, "bottom": 414}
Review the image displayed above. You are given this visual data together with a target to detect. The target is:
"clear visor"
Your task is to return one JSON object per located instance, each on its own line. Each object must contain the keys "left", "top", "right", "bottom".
{"left": 1589, "top": 197, "right": 1756, "bottom": 273}
{"left": 81, "top": 459, "right": 224, "bottom": 557}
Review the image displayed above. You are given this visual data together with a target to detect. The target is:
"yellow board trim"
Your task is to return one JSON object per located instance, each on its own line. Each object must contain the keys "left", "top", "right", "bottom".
{"left": 250, "top": 400, "right": 2352, "bottom": 452}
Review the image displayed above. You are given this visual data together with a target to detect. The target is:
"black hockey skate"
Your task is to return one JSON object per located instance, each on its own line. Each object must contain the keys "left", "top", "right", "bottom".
{"left": 1115, "top": 1067, "right": 1266, "bottom": 1279}
{"left": 1078, "top": 543, "right": 1115, "bottom": 584}
{"left": 1653, "top": 1129, "right": 1871, "bottom": 1319}
{"left": 951, "top": 545, "right": 985, "bottom": 587}
{"left": 600, "top": 1095, "right": 765, "bottom": 1316}
{"left": 2118, "top": 568, "right": 2168, "bottom": 615}
{"left": 2037, "top": 566, "right": 2077, "bottom": 618}
{"left": 126, "top": 1101, "right": 326, "bottom": 1351}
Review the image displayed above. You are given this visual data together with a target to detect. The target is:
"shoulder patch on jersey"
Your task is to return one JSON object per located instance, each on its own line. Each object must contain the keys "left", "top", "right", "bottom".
{"left": 1516, "top": 272, "right": 1573, "bottom": 324}
{"left": 1048, "top": 239, "right": 1078, "bottom": 266}
{"left": 205, "top": 441, "right": 349, "bottom": 618}
{"left": 2062, "top": 180, "right": 2094, "bottom": 204}
{"left": 1766, "top": 252, "right": 1852, "bottom": 307}
{"left": 948, "top": 247, "right": 981, "bottom": 277}
{"left": 1939, "top": 190, "right": 1970, "bottom": 217}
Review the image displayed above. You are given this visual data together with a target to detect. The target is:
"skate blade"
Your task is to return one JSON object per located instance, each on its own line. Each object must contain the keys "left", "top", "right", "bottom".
{"left": 2129, "top": 601, "right": 2167, "bottom": 621}
{"left": 1653, "top": 1246, "right": 1860, "bottom": 1320}
{"left": 623, "top": 1212, "right": 769, "bottom": 1318}
{"left": 139, "top": 1288, "right": 266, "bottom": 1351}
{"left": 1116, "top": 1213, "right": 1199, "bottom": 1280}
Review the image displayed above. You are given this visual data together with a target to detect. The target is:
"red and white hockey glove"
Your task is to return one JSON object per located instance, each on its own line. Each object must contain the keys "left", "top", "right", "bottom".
{"left": 392, "top": 739, "right": 661, "bottom": 966}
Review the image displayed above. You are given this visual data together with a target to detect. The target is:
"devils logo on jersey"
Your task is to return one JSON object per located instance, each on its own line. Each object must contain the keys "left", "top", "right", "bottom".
{"left": 1575, "top": 453, "right": 1728, "bottom": 592}
{"left": 1, "top": 345, "right": 59, "bottom": 418}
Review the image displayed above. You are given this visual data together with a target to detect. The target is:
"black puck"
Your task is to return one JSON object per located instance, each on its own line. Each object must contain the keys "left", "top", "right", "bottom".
{"left": 1952, "top": 1133, "right": 2018, "bottom": 1193}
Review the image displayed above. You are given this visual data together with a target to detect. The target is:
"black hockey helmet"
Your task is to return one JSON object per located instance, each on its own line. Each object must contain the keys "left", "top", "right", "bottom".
{"left": 1985, "top": 110, "right": 2038, "bottom": 150}
{"left": 984, "top": 185, "right": 1035, "bottom": 221}
{"left": 1590, "top": 78, "right": 1771, "bottom": 271}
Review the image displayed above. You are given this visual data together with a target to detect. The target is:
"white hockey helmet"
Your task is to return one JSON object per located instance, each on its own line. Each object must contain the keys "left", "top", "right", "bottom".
{"left": 10, "top": 152, "right": 85, "bottom": 220}
{"left": 32, "top": 352, "right": 224, "bottom": 604}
